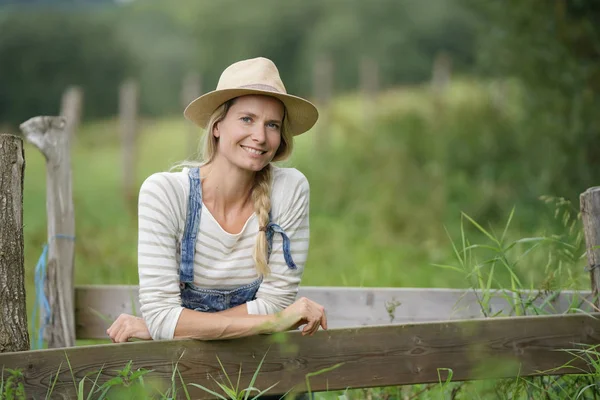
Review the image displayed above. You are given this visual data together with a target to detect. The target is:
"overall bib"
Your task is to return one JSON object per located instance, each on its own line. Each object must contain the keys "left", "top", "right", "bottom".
{"left": 177, "top": 167, "right": 309, "bottom": 399}
{"left": 178, "top": 167, "right": 297, "bottom": 313}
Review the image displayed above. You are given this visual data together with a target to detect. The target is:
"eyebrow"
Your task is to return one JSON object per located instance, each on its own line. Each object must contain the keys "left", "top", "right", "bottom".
{"left": 237, "top": 111, "right": 282, "bottom": 124}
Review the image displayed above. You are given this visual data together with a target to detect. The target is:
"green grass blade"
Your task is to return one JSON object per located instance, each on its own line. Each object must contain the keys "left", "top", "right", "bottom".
{"left": 462, "top": 212, "right": 500, "bottom": 246}
{"left": 500, "top": 206, "right": 516, "bottom": 245}
{"left": 305, "top": 362, "right": 344, "bottom": 396}
{"left": 216, "top": 355, "right": 235, "bottom": 391}
{"left": 244, "top": 349, "right": 270, "bottom": 400}
{"left": 188, "top": 383, "right": 228, "bottom": 400}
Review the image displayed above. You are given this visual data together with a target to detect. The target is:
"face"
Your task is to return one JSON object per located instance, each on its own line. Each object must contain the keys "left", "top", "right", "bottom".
{"left": 213, "top": 95, "right": 284, "bottom": 172}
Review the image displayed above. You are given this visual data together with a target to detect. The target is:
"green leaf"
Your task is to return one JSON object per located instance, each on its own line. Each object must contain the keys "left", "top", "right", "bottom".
{"left": 188, "top": 383, "right": 228, "bottom": 400}
{"left": 462, "top": 212, "right": 500, "bottom": 246}
{"left": 500, "top": 206, "right": 515, "bottom": 245}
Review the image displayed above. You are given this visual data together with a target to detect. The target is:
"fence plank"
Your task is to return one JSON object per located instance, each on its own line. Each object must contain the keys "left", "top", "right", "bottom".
{"left": 0, "top": 134, "right": 29, "bottom": 352}
{"left": 119, "top": 80, "right": 138, "bottom": 210}
{"left": 75, "top": 285, "right": 594, "bottom": 340}
{"left": 20, "top": 117, "right": 76, "bottom": 348}
{"left": 581, "top": 187, "right": 600, "bottom": 309}
{"left": 3, "top": 313, "right": 600, "bottom": 399}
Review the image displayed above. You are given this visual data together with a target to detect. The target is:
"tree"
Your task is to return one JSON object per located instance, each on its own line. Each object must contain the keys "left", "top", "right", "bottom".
{"left": 0, "top": 134, "right": 29, "bottom": 353}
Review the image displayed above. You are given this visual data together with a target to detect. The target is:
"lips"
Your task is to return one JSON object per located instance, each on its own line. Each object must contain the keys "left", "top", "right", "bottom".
{"left": 241, "top": 145, "right": 267, "bottom": 155}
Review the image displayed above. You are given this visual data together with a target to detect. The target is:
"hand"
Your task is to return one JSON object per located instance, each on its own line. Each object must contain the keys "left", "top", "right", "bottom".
{"left": 106, "top": 313, "right": 152, "bottom": 343}
{"left": 273, "top": 297, "right": 327, "bottom": 336}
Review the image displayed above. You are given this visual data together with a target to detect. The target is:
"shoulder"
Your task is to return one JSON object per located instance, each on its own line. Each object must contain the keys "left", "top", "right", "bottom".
{"left": 139, "top": 169, "right": 189, "bottom": 201}
{"left": 270, "top": 166, "right": 310, "bottom": 219}
{"left": 271, "top": 166, "right": 309, "bottom": 198}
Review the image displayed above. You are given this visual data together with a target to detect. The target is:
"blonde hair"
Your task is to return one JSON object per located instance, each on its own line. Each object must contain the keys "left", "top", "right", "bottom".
{"left": 198, "top": 96, "right": 294, "bottom": 276}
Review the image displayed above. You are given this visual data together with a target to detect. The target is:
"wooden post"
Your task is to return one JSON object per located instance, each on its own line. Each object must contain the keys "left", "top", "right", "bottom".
{"left": 19, "top": 116, "right": 75, "bottom": 348}
{"left": 360, "top": 57, "right": 379, "bottom": 127}
{"left": 60, "top": 86, "right": 83, "bottom": 142}
{"left": 119, "top": 79, "right": 138, "bottom": 209}
{"left": 0, "top": 134, "right": 30, "bottom": 352}
{"left": 431, "top": 51, "right": 452, "bottom": 96}
{"left": 312, "top": 55, "right": 333, "bottom": 148}
{"left": 580, "top": 187, "right": 600, "bottom": 309}
{"left": 181, "top": 73, "right": 202, "bottom": 156}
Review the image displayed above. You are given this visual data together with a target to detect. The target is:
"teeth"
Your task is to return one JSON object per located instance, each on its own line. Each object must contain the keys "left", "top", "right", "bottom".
{"left": 242, "top": 146, "right": 265, "bottom": 155}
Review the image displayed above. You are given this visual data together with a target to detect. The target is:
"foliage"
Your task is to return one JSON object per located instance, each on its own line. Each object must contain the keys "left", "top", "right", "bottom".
{"left": 0, "top": 0, "right": 477, "bottom": 122}
{"left": 467, "top": 0, "right": 600, "bottom": 203}
{"left": 0, "top": 11, "right": 137, "bottom": 128}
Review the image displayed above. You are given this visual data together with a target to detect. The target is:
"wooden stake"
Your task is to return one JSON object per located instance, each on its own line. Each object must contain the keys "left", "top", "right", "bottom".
{"left": 312, "top": 55, "right": 333, "bottom": 148}
{"left": 0, "top": 133, "right": 30, "bottom": 352}
{"left": 119, "top": 80, "right": 138, "bottom": 208}
{"left": 19, "top": 116, "right": 75, "bottom": 348}
{"left": 60, "top": 86, "right": 83, "bottom": 142}
{"left": 580, "top": 187, "right": 600, "bottom": 309}
{"left": 360, "top": 57, "right": 379, "bottom": 127}
{"left": 431, "top": 51, "right": 452, "bottom": 95}
{"left": 181, "top": 73, "right": 202, "bottom": 156}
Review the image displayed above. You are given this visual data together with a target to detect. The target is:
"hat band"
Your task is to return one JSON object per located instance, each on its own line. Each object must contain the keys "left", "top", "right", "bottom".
{"left": 239, "top": 84, "right": 283, "bottom": 93}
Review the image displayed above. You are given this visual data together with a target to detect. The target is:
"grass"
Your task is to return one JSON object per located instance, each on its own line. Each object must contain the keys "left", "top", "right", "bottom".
{"left": 10, "top": 78, "right": 596, "bottom": 397}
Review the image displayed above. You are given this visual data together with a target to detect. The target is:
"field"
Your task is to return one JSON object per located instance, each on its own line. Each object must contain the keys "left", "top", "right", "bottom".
{"left": 15, "top": 79, "right": 595, "bottom": 398}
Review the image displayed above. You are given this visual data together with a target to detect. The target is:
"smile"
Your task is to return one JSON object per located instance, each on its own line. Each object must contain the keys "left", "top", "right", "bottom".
{"left": 241, "top": 145, "right": 267, "bottom": 155}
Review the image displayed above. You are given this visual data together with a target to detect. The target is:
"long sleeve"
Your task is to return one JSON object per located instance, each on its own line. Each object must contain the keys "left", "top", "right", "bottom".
{"left": 137, "top": 173, "right": 185, "bottom": 340}
{"left": 246, "top": 169, "right": 310, "bottom": 315}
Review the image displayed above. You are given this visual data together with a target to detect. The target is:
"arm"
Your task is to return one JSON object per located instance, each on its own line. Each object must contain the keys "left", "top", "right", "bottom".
{"left": 108, "top": 172, "right": 324, "bottom": 343}
{"left": 136, "top": 173, "right": 274, "bottom": 340}
{"left": 247, "top": 170, "right": 310, "bottom": 315}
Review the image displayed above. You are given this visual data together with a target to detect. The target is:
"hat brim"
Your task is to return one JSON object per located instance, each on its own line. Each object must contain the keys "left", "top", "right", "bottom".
{"left": 183, "top": 88, "right": 319, "bottom": 136}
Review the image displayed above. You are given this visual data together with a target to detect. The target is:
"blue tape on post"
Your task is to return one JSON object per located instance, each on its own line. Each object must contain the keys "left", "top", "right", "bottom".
{"left": 30, "top": 234, "right": 75, "bottom": 349}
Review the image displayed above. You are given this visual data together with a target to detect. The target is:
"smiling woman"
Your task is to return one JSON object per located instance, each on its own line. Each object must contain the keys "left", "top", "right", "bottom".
{"left": 106, "top": 57, "right": 326, "bottom": 344}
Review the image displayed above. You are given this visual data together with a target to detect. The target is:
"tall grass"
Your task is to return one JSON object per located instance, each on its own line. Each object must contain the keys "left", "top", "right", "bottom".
{"left": 13, "top": 79, "right": 596, "bottom": 396}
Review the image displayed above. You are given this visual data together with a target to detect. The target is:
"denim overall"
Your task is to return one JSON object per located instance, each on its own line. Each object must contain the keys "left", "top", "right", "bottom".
{"left": 178, "top": 167, "right": 297, "bottom": 312}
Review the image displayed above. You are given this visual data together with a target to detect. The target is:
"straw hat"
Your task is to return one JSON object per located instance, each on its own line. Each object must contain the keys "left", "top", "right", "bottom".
{"left": 184, "top": 57, "right": 319, "bottom": 136}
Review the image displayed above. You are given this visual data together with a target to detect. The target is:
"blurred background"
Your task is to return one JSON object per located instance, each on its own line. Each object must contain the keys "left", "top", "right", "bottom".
{"left": 1, "top": 0, "right": 600, "bottom": 310}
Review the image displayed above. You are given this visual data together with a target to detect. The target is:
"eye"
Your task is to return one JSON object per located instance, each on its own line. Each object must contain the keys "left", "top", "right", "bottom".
{"left": 240, "top": 116, "right": 252, "bottom": 123}
{"left": 267, "top": 122, "right": 281, "bottom": 130}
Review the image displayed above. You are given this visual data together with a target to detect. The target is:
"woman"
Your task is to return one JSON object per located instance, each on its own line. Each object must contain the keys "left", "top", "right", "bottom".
{"left": 107, "top": 57, "right": 327, "bottom": 343}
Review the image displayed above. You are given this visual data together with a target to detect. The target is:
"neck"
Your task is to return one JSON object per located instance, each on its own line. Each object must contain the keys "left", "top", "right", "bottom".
{"left": 201, "top": 156, "right": 256, "bottom": 215}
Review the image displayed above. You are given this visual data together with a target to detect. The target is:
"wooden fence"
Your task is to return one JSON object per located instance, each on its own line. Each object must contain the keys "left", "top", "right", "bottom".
{"left": 2, "top": 105, "right": 600, "bottom": 397}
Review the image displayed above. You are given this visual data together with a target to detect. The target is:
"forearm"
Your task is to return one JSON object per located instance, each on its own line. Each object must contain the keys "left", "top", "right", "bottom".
{"left": 216, "top": 303, "right": 249, "bottom": 316}
{"left": 173, "top": 308, "right": 276, "bottom": 340}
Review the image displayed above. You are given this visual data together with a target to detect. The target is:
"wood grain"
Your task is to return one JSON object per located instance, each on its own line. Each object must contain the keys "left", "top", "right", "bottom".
{"left": 0, "top": 134, "right": 29, "bottom": 352}
{"left": 20, "top": 117, "right": 76, "bottom": 349}
{"left": 581, "top": 187, "right": 600, "bottom": 309}
{"left": 75, "top": 285, "right": 594, "bottom": 340}
{"left": 2, "top": 313, "right": 599, "bottom": 399}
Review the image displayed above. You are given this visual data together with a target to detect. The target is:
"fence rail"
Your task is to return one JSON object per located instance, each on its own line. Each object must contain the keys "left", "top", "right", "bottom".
{"left": 2, "top": 312, "right": 599, "bottom": 399}
{"left": 75, "top": 285, "right": 595, "bottom": 339}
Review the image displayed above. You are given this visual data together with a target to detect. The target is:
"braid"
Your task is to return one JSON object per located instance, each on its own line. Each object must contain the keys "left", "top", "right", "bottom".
{"left": 252, "top": 164, "right": 273, "bottom": 276}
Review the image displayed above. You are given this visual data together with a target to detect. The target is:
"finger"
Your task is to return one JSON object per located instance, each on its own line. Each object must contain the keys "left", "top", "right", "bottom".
{"left": 303, "top": 317, "right": 319, "bottom": 335}
{"left": 320, "top": 310, "right": 328, "bottom": 330}
{"left": 113, "top": 325, "right": 127, "bottom": 343}
{"left": 116, "top": 328, "right": 130, "bottom": 343}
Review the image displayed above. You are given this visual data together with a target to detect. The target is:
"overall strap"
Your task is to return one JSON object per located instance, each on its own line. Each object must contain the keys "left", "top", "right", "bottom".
{"left": 180, "top": 167, "right": 202, "bottom": 283}
{"left": 265, "top": 211, "right": 297, "bottom": 270}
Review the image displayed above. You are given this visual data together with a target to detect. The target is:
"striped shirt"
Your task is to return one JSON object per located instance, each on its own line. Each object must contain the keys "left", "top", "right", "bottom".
{"left": 137, "top": 166, "right": 310, "bottom": 340}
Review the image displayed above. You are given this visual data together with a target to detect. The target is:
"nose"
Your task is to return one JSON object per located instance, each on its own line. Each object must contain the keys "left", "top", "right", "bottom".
{"left": 251, "top": 124, "right": 267, "bottom": 144}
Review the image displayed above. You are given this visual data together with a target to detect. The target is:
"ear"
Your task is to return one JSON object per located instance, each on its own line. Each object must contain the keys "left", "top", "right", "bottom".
{"left": 213, "top": 121, "right": 221, "bottom": 138}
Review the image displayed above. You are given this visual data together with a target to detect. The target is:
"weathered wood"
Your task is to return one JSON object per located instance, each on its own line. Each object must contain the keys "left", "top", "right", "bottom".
{"left": 0, "top": 134, "right": 29, "bottom": 352}
{"left": 119, "top": 80, "right": 138, "bottom": 209}
{"left": 74, "top": 285, "right": 594, "bottom": 340}
{"left": 581, "top": 187, "right": 600, "bottom": 309}
{"left": 60, "top": 86, "right": 83, "bottom": 142}
{"left": 360, "top": 56, "right": 378, "bottom": 125}
{"left": 2, "top": 313, "right": 599, "bottom": 399}
{"left": 431, "top": 51, "right": 452, "bottom": 95}
{"left": 181, "top": 72, "right": 202, "bottom": 155}
{"left": 312, "top": 54, "right": 333, "bottom": 147}
{"left": 20, "top": 116, "right": 75, "bottom": 348}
